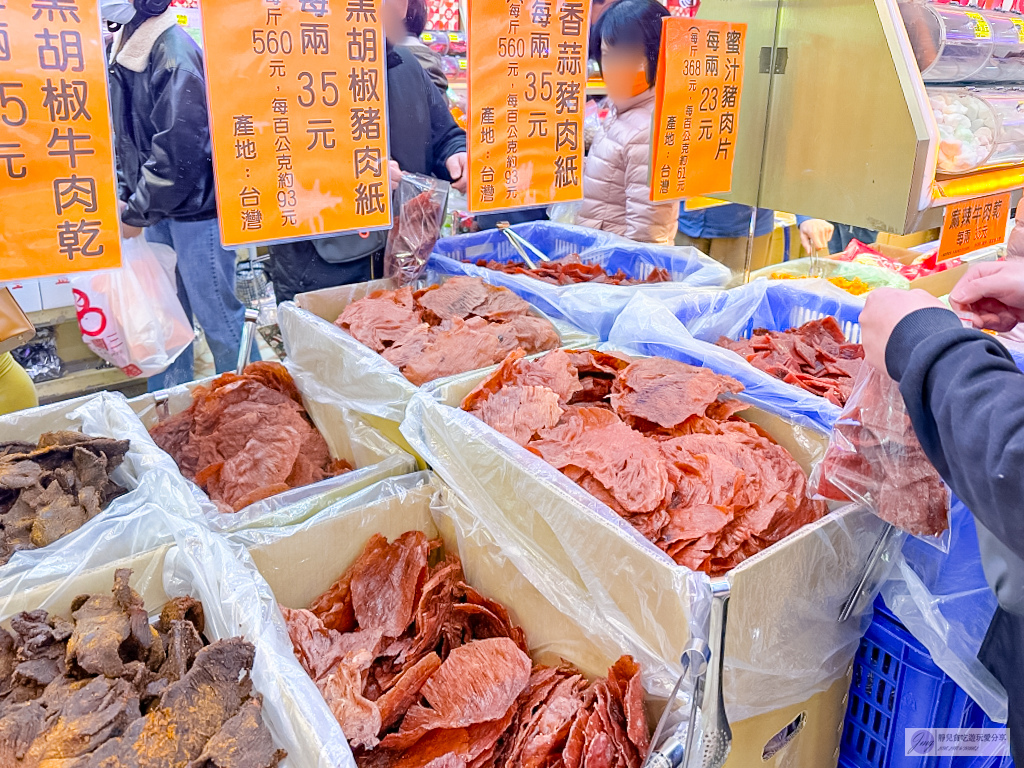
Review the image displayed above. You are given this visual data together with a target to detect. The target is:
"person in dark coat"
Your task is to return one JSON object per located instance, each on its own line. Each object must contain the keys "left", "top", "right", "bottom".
{"left": 267, "top": 0, "right": 467, "bottom": 304}
{"left": 861, "top": 264, "right": 1024, "bottom": 765}
{"left": 104, "top": 0, "right": 255, "bottom": 389}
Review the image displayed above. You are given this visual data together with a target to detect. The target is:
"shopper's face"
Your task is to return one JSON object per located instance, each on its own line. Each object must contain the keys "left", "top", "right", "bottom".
{"left": 600, "top": 41, "right": 649, "bottom": 101}
{"left": 383, "top": 0, "right": 409, "bottom": 42}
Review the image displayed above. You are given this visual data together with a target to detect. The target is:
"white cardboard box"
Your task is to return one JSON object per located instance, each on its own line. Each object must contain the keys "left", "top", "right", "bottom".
{"left": 1, "top": 279, "right": 42, "bottom": 313}
{"left": 37, "top": 275, "right": 75, "bottom": 310}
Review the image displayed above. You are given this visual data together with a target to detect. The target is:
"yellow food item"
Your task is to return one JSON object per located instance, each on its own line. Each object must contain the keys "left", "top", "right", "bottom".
{"left": 769, "top": 273, "right": 872, "bottom": 296}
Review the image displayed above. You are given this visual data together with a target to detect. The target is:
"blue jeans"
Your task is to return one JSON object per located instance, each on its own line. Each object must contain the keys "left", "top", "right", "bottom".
{"left": 145, "top": 218, "right": 253, "bottom": 391}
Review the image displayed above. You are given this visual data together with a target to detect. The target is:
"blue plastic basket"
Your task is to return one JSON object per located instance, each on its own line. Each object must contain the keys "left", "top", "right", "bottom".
{"left": 840, "top": 597, "right": 1013, "bottom": 768}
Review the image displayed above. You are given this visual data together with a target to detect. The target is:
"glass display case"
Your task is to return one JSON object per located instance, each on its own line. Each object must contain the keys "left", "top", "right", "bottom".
{"left": 930, "top": 86, "right": 1024, "bottom": 173}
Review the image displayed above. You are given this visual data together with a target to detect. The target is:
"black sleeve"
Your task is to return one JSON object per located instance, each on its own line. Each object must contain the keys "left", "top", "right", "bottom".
{"left": 887, "top": 306, "right": 1024, "bottom": 561}
{"left": 423, "top": 67, "right": 466, "bottom": 180}
{"left": 122, "top": 67, "right": 212, "bottom": 228}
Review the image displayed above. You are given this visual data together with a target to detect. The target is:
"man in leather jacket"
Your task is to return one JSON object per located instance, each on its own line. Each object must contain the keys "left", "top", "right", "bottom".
{"left": 267, "top": 0, "right": 467, "bottom": 304}
{"left": 105, "top": 0, "right": 254, "bottom": 389}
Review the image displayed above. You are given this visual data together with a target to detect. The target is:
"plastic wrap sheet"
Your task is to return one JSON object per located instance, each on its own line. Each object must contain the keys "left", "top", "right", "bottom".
{"left": 429, "top": 221, "right": 731, "bottom": 339}
{"left": 0, "top": 506, "right": 352, "bottom": 768}
{"left": 281, "top": 275, "right": 597, "bottom": 424}
{"left": 607, "top": 285, "right": 867, "bottom": 432}
{"left": 750, "top": 257, "right": 912, "bottom": 291}
{"left": 128, "top": 371, "right": 417, "bottom": 532}
{"left": 0, "top": 391, "right": 200, "bottom": 577}
{"left": 401, "top": 368, "right": 887, "bottom": 723}
{"left": 229, "top": 471, "right": 680, "bottom": 754}
{"left": 881, "top": 495, "right": 1008, "bottom": 723}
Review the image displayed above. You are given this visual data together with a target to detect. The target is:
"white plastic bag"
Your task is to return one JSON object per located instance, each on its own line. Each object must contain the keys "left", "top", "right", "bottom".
{"left": 70, "top": 237, "right": 194, "bottom": 377}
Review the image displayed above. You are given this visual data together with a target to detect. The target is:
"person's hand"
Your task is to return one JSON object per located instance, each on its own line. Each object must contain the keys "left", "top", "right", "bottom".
{"left": 861, "top": 288, "right": 946, "bottom": 372}
{"left": 388, "top": 160, "right": 403, "bottom": 191}
{"left": 1005, "top": 217, "right": 1024, "bottom": 262}
{"left": 120, "top": 221, "right": 143, "bottom": 239}
{"left": 799, "top": 219, "right": 835, "bottom": 254}
{"left": 445, "top": 152, "right": 468, "bottom": 193}
{"left": 949, "top": 260, "right": 1024, "bottom": 332}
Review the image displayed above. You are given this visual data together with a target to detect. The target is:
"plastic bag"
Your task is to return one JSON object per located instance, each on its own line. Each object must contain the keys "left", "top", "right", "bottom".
{"left": 547, "top": 200, "right": 583, "bottom": 224}
{"left": 429, "top": 221, "right": 730, "bottom": 339}
{"left": 384, "top": 173, "right": 450, "bottom": 285}
{"left": 127, "top": 369, "right": 417, "bottom": 532}
{"left": 809, "top": 366, "right": 951, "bottom": 549}
{"left": 69, "top": 237, "right": 194, "bottom": 377}
{"left": 750, "top": 256, "right": 911, "bottom": 292}
{"left": 402, "top": 368, "right": 885, "bottom": 725}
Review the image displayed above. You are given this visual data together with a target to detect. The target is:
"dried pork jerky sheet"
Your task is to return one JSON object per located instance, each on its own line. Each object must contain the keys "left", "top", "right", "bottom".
{"left": 149, "top": 361, "right": 352, "bottom": 513}
{"left": 461, "top": 349, "right": 828, "bottom": 576}
{"left": 281, "top": 531, "right": 649, "bottom": 767}
{"left": 429, "top": 223, "right": 730, "bottom": 340}
{"left": 0, "top": 569, "right": 285, "bottom": 768}
{"left": 0, "top": 432, "right": 129, "bottom": 566}
{"left": 607, "top": 287, "right": 867, "bottom": 431}
{"left": 335, "top": 277, "right": 562, "bottom": 387}
{"left": 716, "top": 316, "right": 864, "bottom": 407}
{"left": 809, "top": 366, "right": 950, "bottom": 539}
{"left": 474, "top": 254, "right": 671, "bottom": 286}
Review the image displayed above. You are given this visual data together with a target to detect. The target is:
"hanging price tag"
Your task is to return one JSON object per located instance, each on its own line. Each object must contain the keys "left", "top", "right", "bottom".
{"left": 938, "top": 191, "right": 1011, "bottom": 261}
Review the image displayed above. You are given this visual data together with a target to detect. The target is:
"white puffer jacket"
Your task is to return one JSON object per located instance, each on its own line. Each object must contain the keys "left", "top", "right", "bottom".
{"left": 576, "top": 89, "right": 679, "bottom": 244}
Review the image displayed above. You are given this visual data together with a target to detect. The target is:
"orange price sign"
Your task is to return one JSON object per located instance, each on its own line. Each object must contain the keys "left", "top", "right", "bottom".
{"left": 0, "top": 0, "right": 121, "bottom": 281}
{"left": 201, "top": 0, "right": 391, "bottom": 248}
{"left": 938, "top": 191, "right": 1011, "bottom": 261}
{"left": 467, "top": 0, "right": 589, "bottom": 212}
{"left": 650, "top": 18, "right": 746, "bottom": 202}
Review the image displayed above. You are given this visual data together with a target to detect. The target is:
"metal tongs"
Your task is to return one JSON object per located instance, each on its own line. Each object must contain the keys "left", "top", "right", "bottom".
{"left": 236, "top": 308, "right": 260, "bottom": 374}
{"left": 837, "top": 521, "right": 906, "bottom": 622}
{"left": 497, "top": 222, "right": 550, "bottom": 268}
{"left": 645, "top": 583, "right": 732, "bottom": 768}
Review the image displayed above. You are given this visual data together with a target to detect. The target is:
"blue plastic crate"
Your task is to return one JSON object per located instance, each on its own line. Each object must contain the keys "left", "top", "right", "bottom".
{"left": 840, "top": 597, "right": 1013, "bottom": 768}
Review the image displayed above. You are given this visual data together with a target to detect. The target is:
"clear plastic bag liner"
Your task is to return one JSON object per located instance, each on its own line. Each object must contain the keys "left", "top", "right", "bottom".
{"left": 0, "top": 391, "right": 202, "bottom": 577}
{"left": 401, "top": 371, "right": 886, "bottom": 722}
{"left": 128, "top": 372, "right": 417, "bottom": 532}
{"left": 0, "top": 505, "right": 352, "bottom": 768}
{"left": 880, "top": 495, "right": 1007, "bottom": 723}
{"left": 750, "top": 257, "right": 912, "bottom": 291}
{"left": 808, "top": 366, "right": 952, "bottom": 552}
{"left": 229, "top": 471, "right": 686, "bottom": 749}
{"left": 282, "top": 276, "right": 597, "bottom": 423}
{"left": 429, "top": 221, "right": 730, "bottom": 339}
{"left": 606, "top": 290, "right": 847, "bottom": 434}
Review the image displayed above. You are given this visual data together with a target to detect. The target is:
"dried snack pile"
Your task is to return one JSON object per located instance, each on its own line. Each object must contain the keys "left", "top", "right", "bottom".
{"left": 475, "top": 254, "right": 671, "bottom": 286}
{"left": 283, "top": 531, "right": 649, "bottom": 767}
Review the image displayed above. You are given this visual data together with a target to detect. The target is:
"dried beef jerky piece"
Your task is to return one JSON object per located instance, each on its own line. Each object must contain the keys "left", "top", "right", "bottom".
{"left": 381, "top": 638, "right": 531, "bottom": 751}
{"left": 12, "top": 610, "right": 67, "bottom": 661}
{"left": 158, "top": 620, "right": 205, "bottom": 684}
{"left": 186, "top": 696, "right": 286, "bottom": 768}
{"left": 0, "top": 629, "right": 15, "bottom": 698}
{"left": 157, "top": 596, "right": 206, "bottom": 637}
{"left": 310, "top": 569, "right": 357, "bottom": 635}
{"left": 319, "top": 649, "right": 382, "bottom": 749}
{"left": 350, "top": 531, "right": 430, "bottom": 639}
{"left": 30, "top": 483, "right": 87, "bottom": 548}
{"left": 471, "top": 386, "right": 564, "bottom": 447}
{"left": 608, "top": 656, "right": 648, "bottom": 755}
{"left": 0, "top": 460, "right": 42, "bottom": 490}
{"left": 82, "top": 638, "right": 255, "bottom": 767}
{"left": 66, "top": 569, "right": 139, "bottom": 677}
{"left": 416, "top": 278, "right": 495, "bottom": 323}
{"left": 0, "top": 442, "right": 36, "bottom": 459}
{"left": 281, "top": 607, "right": 383, "bottom": 683}
{"left": 0, "top": 701, "right": 45, "bottom": 763}
{"left": 402, "top": 319, "right": 503, "bottom": 387}
{"left": 611, "top": 358, "right": 744, "bottom": 430}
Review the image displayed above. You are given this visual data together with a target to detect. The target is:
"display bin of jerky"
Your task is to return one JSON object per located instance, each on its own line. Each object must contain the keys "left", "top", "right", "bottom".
{"left": 401, "top": 356, "right": 888, "bottom": 768}
{"left": 280, "top": 275, "right": 597, "bottom": 461}
{"left": 228, "top": 471, "right": 667, "bottom": 767}
{"left": 429, "top": 222, "right": 731, "bottom": 339}
{"left": 605, "top": 281, "right": 869, "bottom": 433}
{"left": 128, "top": 367, "right": 417, "bottom": 533}
{"left": 0, "top": 392, "right": 200, "bottom": 579}
{"left": 0, "top": 506, "right": 351, "bottom": 768}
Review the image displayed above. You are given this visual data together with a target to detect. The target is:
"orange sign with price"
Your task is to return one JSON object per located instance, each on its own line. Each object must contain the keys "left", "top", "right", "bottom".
{"left": 467, "top": 0, "right": 590, "bottom": 212}
{"left": 0, "top": 0, "right": 121, "bottom": 281}
{"left": 650, "top": 18, "right": 746, "bottom": 202}
{"left": 938, "top": 192, "right": 1011, "bottom": 261}
{"left": 201, "top": 0, "right": 391, "bottom": 247}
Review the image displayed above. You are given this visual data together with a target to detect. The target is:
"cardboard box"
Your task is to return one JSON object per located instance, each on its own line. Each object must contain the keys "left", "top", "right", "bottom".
{"left": 127, "top": 373, "right": 416, "bottom": 532}
{"left": 283, "top": 278, "right": 596, "bottom": 460}
{"left": 873, "top": 243, "right": 969, "bottom": 297}
{"left": 235, "top": 472, "right": 857, "bottom": 768}
{"left": 1, "top": 278, "right": 42, "bottom": 313}
{"left": 37, "top": 275, "right": 75, "bottom": 310}
{"left": 875, "top": 228, "right": 941, "bottom": 249}
{"left": 402, "top": 368, "right": 887, "bottom": 768}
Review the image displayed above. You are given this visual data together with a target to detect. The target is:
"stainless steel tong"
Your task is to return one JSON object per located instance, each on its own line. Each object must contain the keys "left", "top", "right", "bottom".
{"left": 236, "top": 308, "right": 260, "bottom": 374}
